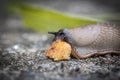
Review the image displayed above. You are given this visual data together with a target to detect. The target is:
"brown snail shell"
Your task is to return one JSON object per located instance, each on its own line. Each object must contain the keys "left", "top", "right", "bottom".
{"left": 49, "top": 24, "right": 120, "bottom": 59}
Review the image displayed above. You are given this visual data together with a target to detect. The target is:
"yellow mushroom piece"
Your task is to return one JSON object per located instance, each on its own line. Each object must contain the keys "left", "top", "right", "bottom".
{"left": 46, "top": 39, "right": 72, "bottom": 61}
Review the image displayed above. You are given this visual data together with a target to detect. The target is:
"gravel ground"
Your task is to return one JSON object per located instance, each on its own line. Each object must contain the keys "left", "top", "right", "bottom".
{"left": 0, "top": 24, "right": 120, "bottom": 80}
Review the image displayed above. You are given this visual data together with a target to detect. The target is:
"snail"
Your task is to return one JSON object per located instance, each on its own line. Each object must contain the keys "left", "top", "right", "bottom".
{"left": 48, "top": 24, "right": 120, "bottom": 59}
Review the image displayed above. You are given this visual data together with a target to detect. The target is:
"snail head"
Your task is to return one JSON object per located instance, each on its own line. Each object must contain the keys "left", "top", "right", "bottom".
{"left": 48, "top": 29, "right": 68, "bottom": 42}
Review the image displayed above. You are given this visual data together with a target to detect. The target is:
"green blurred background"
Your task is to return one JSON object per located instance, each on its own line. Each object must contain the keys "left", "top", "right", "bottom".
{"left": 0, "top": 0, "right": 120, "bottom": 32}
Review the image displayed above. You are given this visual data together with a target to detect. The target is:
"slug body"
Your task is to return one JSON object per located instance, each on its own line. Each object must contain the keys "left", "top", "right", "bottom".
{"left": 49, "top": 24, "right": 120, "bottom": 59}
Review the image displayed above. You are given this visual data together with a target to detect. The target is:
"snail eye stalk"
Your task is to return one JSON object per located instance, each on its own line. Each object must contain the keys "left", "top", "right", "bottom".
{"left": 48, "top": 32, "right": 57, "bottom": 35}
{"left": 48, "top": 32, "right": 57, "bottom": 41}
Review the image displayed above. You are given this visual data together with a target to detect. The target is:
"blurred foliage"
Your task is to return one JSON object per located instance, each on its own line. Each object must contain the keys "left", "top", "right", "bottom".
{"left": 10, "top": 4, "right": 102, "bottom": 32}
